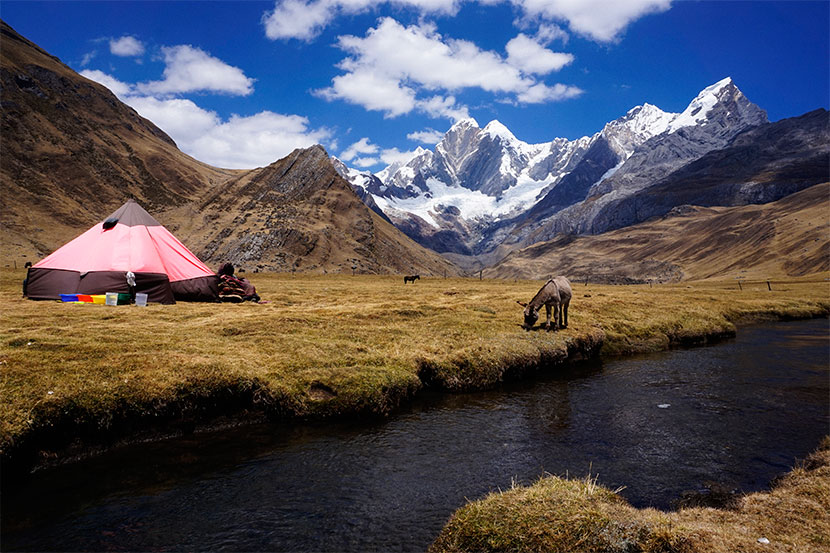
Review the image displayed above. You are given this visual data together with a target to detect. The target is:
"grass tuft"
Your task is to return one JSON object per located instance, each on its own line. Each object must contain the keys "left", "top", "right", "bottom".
{"left": 431, "top": 439, "right": 830, "bottom": 553}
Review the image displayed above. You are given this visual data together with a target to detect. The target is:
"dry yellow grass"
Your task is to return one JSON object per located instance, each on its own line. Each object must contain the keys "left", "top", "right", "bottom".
{"left": 486, "top": 182, "right": 830, "bottom": 283}
{"left": 430, "top": 437, "right": 830, "bottom": 553}
{"left": 1, "top": 270, "right": 828, "bottom": 472}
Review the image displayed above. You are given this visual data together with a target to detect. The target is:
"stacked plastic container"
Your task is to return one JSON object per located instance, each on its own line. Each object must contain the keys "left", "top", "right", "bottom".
{"left": 60, "top": 293, "right": 134, "bottom": 305}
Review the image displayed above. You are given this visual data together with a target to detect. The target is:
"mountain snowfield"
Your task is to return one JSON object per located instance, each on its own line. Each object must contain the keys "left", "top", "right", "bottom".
{"left": 335, "top": 78, "right": 770, "bottom": 256}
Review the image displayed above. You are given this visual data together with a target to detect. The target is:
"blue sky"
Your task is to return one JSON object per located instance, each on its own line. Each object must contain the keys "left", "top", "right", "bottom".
{"left": 3, "top": 1, "right": 828, "bottom": 170}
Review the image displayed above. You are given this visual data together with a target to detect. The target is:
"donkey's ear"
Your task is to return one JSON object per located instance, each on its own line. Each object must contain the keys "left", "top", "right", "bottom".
{"left": 516, "top": 300, "right": 528, "bottom": 307}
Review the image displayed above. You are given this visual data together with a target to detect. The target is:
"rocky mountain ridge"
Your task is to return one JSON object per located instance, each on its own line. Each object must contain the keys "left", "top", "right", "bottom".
{"left": 516, "top": 78, "right": 772, "bottom": 243}
{"left": 166, "top": 145, "right": 458, "bottom": 275}
{"left": 346, "top": 77, "right": 795, "bottom": 259}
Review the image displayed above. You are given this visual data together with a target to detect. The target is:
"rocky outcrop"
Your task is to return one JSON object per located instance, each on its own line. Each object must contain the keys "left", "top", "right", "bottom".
{"left": 367, "top": 118, "right": 581, "bottom": 254}
{"left": 524, "top": 136, "right": 619, "bottom": 219}
{"left": 0, "top": 22, "right": 232, "bottom": 206}
{"left": 531, "top": 106, "right": 825, "bottom": 240}
{"left": 330, "top": 157, "right": 393, "bottom": 223}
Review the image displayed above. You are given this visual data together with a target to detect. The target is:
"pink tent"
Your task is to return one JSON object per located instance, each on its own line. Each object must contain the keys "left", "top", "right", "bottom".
{"left": 25, "top": 200, "right": 219, "bottom": 303}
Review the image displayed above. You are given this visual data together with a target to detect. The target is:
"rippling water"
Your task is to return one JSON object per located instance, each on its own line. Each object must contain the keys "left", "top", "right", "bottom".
{"left": 2, "top": 318, "right": 828, "bottom": 552}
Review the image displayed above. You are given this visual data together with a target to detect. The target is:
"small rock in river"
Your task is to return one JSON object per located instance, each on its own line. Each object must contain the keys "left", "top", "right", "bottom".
{"left": 657, "top": 404, "right": 671, "bottom": 409}
{"left": 757, "top": 537, "right": 770, "bottom": 545}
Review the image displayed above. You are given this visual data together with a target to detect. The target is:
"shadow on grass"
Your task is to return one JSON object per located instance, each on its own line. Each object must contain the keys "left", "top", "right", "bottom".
{"left": 516, "top": 324, "right": 567, "bottom": 333}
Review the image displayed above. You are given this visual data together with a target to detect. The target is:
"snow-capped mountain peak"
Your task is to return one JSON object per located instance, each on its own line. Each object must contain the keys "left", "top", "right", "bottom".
{"left": 343, "top": 78, "right": 768, "bottom": 256}
{"left": 667, "top": 76, "right": 735, "bottom": 133}
{"left": 624, "top": 103, "right": 676, "bottom": 136}
{"left": 450, "top": 117, "right": 480, "bottom": 131}
{"left": 482, "top": 119, "right": 517, "bottom": 142}
{"left": 375, "top": 147, "right": 429, "bottom": 183}
{"left": 600, "top": 102, "right": 676, "bottom": 158}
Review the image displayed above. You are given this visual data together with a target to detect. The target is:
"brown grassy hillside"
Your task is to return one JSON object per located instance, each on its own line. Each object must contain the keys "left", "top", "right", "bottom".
{"left": 485, "top": 182, "right": 830, "bottom": 282}
{"left": 0, "top": 20, "right": 458, "bottom": 276}
{"left": 0, "top": 21, "right": 237, "bottom": 261}
{"left": 165, "top": 145, "right": 459, "bottom": 275}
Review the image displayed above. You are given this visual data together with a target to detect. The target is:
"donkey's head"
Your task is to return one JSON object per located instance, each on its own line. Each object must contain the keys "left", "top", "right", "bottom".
{"left": 516, "top": 300, "right": 538, "bottom": 330}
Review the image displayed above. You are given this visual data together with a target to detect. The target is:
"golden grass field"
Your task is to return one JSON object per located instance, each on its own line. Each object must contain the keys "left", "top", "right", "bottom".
{"left": 1, "top": 269, "right": 828, "bottom": 551}
{"left": 1, "top": 270, "right": 828, "bottom": 469}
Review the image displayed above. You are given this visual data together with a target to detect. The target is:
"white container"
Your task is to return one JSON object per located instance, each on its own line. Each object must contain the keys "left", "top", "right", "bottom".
{"left": 135, "top": 293, "right": 148, "bottom": 307}
{"left": 105, "top": 292, "right": 118, "bottom": 306}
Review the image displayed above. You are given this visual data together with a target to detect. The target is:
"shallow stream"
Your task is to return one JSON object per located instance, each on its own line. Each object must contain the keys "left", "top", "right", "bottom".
{"left": 2, "top": 318, "right": 828, "bottom": 552}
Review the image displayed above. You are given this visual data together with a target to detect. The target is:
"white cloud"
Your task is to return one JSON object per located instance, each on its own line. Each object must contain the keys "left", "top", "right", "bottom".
{"left": 506, "top": 33, "right": 573, "bottom": 74}
{"left": 80, "top": 70, "right": 330, "bottom": 169}
{"left": 317, "top": 67, "right": 417, "bottom": 117}
{"left": 516, "top": 82, "right": 583, "bottom": 103}
{"left": 263, "top": 1, "right": 671, "bottom": 44}
{"left": 262, "top": 0, "right": 461, "bottom": 41}
{"left": 352, "top": 156, "right": 380, "bottom": 168}
{"left": 335, "top": 19, "right": 531, "bottom": 93}
{"left": 417, "top": 95, "right": 469, "bottom": 121}
{"left": 80, "top": 50, "right": 97, "bottom": 67}
{"left": 352, "top": 148, "right": 419, "bottom": 169}
{"left": 395, "top": 0, "right": 460, "bottom": 13}
{"left": 262, "top": 0, "right": 335, "bottom": 41}
{"left": 109, "top": 35, "right": 145, "bottom": 57}
{"left": 132, "top": 97, "right": 332, "bottom": 169}
{"left": 187, "top": 111, "right": 331, "bottom": 169}
{"left": 513, "top": 0, "right": 672, "bottom": 42}
{"left": 341, "top": 137, "right": 379, "bottom": 161}
{"left": 317, "top": 18, "right": 578, "bottom": 118}
{"left": 80, "top": 69, "right": 133, "bottom": 97}
{"left": 536, "top": 23, "right": 569, "bottom": 44}
{"left": 123, "top": 96, "right": 220, "bottom": 139}
{"left": 407, "top": 128, "right": 444, "bottom": 144}
{"left": 136, "top": 45, "right": 255, "bottom": 96}
{"left": 341, "top": 138, "right": 419, "bottom": 168}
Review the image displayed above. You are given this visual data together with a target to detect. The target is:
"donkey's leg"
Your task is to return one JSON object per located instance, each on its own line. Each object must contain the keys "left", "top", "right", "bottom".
{"left": 545, "top": 304, "right": 552, "bottom": 330}
{"left": 562, "top": 301, "right": 569, "bottom": 328}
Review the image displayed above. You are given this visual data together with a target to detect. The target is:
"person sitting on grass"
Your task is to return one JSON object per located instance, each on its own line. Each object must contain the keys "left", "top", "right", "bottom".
{"left": 217, "top": 263, "right": 260, "bottom": 303}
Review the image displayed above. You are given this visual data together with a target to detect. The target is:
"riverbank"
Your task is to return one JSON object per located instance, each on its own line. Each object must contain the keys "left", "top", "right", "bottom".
{"left": 1, "top": 271, "right": 828, "bottom": 474}
{"left": 431, "top": 436, "right": 830, "bottom": 553}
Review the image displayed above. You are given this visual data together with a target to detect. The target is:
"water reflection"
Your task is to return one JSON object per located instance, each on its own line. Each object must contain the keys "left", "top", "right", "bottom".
{"left": 2, "top": 319, "right": 828, "bottom": 552}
